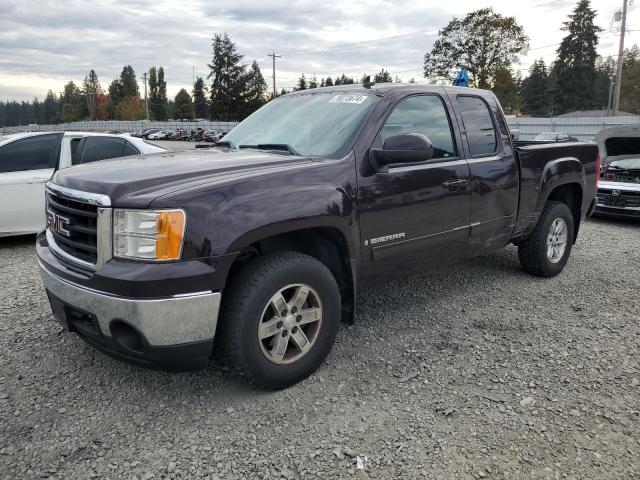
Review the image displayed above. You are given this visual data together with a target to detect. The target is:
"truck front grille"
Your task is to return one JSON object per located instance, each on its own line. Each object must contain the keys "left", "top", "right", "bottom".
{"left": 45, "top": 184, "right": 112, "bottom": 270}
{"left": 47, "top": 192, "right": 99, "bottom": 265}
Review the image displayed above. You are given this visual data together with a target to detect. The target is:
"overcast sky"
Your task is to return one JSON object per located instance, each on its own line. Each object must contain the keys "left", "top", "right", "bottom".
{"left": 0, "top": 0, "right": 638, "bottom": 102}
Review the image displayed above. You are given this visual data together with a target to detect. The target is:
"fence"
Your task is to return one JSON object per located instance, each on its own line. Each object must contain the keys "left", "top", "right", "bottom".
{"left": 505, "top": 115, "right": 639, "bottom": 141}
{"left": 1, "top": 120, "right": 238, "bottom": 134}
{"left": 2, "top": 116, "right": 639, "bottom": 141}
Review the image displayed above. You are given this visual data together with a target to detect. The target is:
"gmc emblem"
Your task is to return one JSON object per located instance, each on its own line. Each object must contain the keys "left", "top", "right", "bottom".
{"left": 47, "top": 208, "right": 71, "bottom": 237}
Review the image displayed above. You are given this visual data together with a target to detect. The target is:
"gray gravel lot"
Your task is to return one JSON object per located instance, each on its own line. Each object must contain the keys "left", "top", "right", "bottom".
{"left": 1, "top": 218, "right": 639, "bottom": 479}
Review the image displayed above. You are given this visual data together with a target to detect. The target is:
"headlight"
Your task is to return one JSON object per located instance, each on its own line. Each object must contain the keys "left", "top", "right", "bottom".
{"left": 113, "top": 209, "right": 186, "bottom": 261}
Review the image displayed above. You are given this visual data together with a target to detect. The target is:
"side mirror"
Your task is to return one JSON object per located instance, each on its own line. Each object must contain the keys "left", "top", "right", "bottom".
{"left": 370, "top": 133, "right": 434, "bottom": 171}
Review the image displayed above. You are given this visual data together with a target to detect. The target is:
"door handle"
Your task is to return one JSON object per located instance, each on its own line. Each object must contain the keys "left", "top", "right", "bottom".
{"left": 442, "top": 178, "right": 469, "bottom": 190}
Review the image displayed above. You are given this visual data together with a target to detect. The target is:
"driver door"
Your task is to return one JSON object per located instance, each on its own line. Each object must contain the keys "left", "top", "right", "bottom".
{"left": 357, "top": 93, "right": 472, "bottom": 284}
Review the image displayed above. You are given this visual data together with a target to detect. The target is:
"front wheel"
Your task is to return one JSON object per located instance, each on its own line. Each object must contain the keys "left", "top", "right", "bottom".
{"left": 518, "top": 201, "right": 575, "bottom": 278}
{"left": 217, "top": 251, "right": 341, "bottom": 389}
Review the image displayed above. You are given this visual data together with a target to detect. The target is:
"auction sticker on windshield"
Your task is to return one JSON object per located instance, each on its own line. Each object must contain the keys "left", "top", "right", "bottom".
{"left": 329, "top": 95, "right": 369, "bottom": 104}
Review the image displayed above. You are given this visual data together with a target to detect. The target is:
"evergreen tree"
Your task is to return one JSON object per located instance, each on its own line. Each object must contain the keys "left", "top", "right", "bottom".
{"left": 119, "top": 65, "right": 139, "bottom": 98}
{"left": 308, "top": 76, "right": 318, "bottom": 89}
{"left": 60, "top": 81, "right": 84, "bottom": 122}
{"left": 174, "top": 88, "right": 193, "bottom": 119}
{"left": 620, "top": 45, "right": 640, "bottom": 114}
{"left": 148, "top": 66, "right": 168, "bottom": 120}
{"left": 409, "top": 78, "right": 416, "bottom": 83}
{"left": 207, "top": 33, "right": 246, "bottom": 121}
{"left": 492, "top": 67, "right": 521, "bottom": 114}
{"left": 157, "top": 67, "right": 168, "bottom": 120}
{"left": 593, "top": 56, "right": 615, "bottom": 111}
{"left": 550, "top": 0, "right": 602, "bottom": 115}
{"left": 242, "top": 60, "right": 267, "bottom": 117}
{"left": 83, "top": 70, "right": 101, "bottom": 121}
{"left": 148, "top": 66, "right": 158, "bottom": 119}
{"left": 324, "top": 77, "right": 333, "bottom": 87}
{"left": 296, "top": 74, "right": 308, "bottom": 91}
{"left": 320, "top": 78, "right": 325, "bottom": 88}
{"left": 192, "top": 76, "right": 209, "bottom": 118}
{"left": 374, "top": 69, "right": 393, "bottom": 83}
{"left": 33, "top": 97, "right": 44, "bottom": 124}
{"left": 521, "top": 60, "right": 551, "bottom": 116}
{"left": 43, "top": 90, "right": 60, "bottom": 124}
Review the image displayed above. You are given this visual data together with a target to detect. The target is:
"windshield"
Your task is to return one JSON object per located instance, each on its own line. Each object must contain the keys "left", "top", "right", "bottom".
{"left": 223, "top": 92, "right": 380, "bottom": 157}
{"left": 609, "top": 157, "right": 640, "bottom": 170}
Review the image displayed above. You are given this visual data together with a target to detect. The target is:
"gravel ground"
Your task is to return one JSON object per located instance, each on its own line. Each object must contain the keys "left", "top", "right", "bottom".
{"left": 1, "top": 217, "right": 639, "bottom": 479}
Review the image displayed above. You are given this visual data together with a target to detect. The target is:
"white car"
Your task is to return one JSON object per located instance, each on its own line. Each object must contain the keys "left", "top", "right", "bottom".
{"left": 147, "top": 130, "right": 170, "bottom": 140}
{"left": 0, "top": 131, "right": 167, "bottom": 237}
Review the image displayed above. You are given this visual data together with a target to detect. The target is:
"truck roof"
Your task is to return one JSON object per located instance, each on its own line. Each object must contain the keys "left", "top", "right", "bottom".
{"left": 282, "top": 82, "right": 486, "bottom": 98}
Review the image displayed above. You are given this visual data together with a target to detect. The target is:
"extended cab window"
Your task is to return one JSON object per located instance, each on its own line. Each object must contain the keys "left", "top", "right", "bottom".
{"left": 457, "top": 96, "right": 497, "bottom": 156}
{"left": 378, "top": 95, "right": 456, "bottom": 159}
{"left": 76, "top": 137, "right": 126, "bottom": 165}
{"left": 0, "top": 134, "right": 61, "bottom": 173}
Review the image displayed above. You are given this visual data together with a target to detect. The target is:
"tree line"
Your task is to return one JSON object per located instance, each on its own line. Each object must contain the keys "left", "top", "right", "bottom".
{"left": 423, "top": 1, "right": 639, "bottom": 116}
{"left": 1, "top": 0, "right": 638, "bottom": 127}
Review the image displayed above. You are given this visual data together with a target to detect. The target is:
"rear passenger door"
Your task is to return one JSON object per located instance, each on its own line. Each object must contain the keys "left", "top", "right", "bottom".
{"left": 452, "top": 94, "right": 518, "bottom": 254}
{"left": 75, "top": 137, "right": 140, "bottom": 165}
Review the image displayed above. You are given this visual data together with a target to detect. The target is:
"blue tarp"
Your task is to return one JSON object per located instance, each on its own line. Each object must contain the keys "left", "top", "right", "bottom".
{"left": 452, "top": 69, "right": 469, "bottom": 87}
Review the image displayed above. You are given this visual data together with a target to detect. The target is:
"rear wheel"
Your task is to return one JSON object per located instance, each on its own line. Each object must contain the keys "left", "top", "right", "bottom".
{"left": 218, "top": 251, "right": 341, "bottom": 389}
{"left": 518, "top": 201, "right": 574, "bottom": 277}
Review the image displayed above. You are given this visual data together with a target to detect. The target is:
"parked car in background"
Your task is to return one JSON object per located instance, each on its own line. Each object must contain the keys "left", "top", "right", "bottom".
{"left": 0, "top": 132, "right": 167, "bottom": 237}
{"left": 534, "top": 132, "right": 579, "bottom": 142}
{"left": 594, "top": 126, "right": 640, "bottom": 219}
{"left": 141, "top": 128, "right": 164, "bottom": 139}
{"left": 147, "top": 130, "right": 170, "bottom": 140}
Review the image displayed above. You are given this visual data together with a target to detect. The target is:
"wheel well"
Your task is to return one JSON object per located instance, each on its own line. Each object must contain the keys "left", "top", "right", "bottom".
{"left": 229, "top": 228, "right": 355, "bottom": 323}
{"left": 547, "top": 183, "right": 582, "bottom": 242}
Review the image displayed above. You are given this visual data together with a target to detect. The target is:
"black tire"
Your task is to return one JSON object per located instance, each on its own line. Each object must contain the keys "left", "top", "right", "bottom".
{"left": 518, "top": 201, "right": 575, "bottom": 278}
{"left": 217, "top": 251, "right": 341, "bottom": 389}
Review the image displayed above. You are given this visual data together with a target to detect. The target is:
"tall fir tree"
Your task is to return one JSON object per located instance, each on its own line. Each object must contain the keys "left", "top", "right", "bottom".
{"left": 192, "top": 76, "right": 209, "bottom": 118}
{"left": 296, "top": 74, "right": 308, "bottom": 91}
{"left": 521, "top": 59, "right": 551, "bottom": 116}
{"left": 374, "top": 69, "right": 393, "bottom": 83}
{"left": 620, "top": 45, "right": 640, "bottom": 114}
{"left": 242, "top": 60, "right": 267, "bottom": 117}
{"left": 492, "top": 67, "right": 521, "bottom": 114}
{"left": 148, "top": 67, "right": 168, "bottom": 120}
{"left": 83, "top": 70, "right": 101, "bottom": 121}
{"left": 174, "top": 88, "right": 193, "bottom": 119}
{"left": 550, "top": 0, "right": 602, "bottom": 115}
{"left": 43, "top": 90, "right": 60, "bottom": 124}
{"left": 207, "top": 33, "right": 246, "bottom": 121}
{"left": 60, "top": 81, "right": 85, "bottom": 122}
{"left": 324, "top": 77, "right": 333, "bottom": 87}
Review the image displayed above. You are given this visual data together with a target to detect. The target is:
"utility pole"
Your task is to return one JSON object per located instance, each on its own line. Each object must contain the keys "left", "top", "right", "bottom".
{"left": 143, "top": 72, "right": 149, "bottom": 121}
{"left": 612, "top": 0, "right": 629, "bottom": 115}
{"left": 268, "top": 52, "right": 281, "bottom": 97}
{"left": 607, "top": 75, "right": 615, "bottom": 117}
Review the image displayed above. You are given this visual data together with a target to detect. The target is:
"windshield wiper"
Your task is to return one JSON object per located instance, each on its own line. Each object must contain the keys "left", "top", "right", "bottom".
{"left": 238, "top": 143, "right": 301, "bottom": 156}
{"left": 214, "top": 140, "right": 237, "bottom": 149}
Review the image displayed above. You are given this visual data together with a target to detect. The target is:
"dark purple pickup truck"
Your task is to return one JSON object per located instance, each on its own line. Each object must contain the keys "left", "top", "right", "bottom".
{"left": 37, "top": 83, "right": 599, "bottom": 388}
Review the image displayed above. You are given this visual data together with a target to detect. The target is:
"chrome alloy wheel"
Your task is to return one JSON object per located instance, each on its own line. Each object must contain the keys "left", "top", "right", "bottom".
{"left": 546, "top": 218, "right": 568, "bottom": 264}
{"left": 257, "top": 284, "right": 323, "bottom": 365}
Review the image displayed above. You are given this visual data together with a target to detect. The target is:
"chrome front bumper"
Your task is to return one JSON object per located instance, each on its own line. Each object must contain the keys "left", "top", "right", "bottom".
{"left": 39, "top": 261, "right": 221, "bottom": 347}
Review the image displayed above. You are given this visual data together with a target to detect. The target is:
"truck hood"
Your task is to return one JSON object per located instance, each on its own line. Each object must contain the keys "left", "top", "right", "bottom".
{"left": 51, "top": 148, "right": 318, "bottom": 208}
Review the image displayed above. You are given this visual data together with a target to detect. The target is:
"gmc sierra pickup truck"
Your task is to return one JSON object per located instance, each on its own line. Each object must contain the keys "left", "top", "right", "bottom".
{"left": 37, "top": 84, "right": 599, "bottom": 389}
